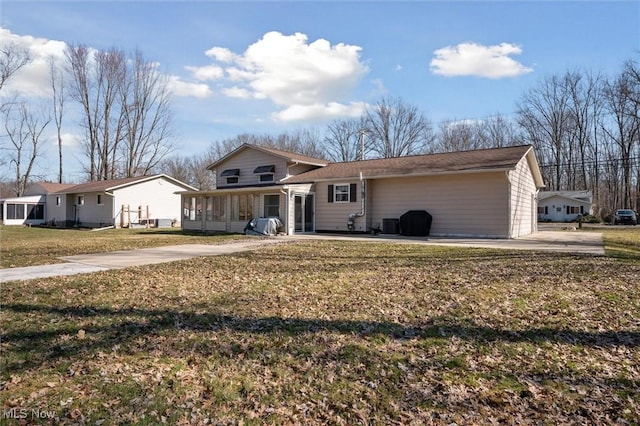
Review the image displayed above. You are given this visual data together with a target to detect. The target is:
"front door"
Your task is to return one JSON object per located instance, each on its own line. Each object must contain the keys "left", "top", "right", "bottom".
{"left": 294, "top": 194, "right": 314, "bottom": 232}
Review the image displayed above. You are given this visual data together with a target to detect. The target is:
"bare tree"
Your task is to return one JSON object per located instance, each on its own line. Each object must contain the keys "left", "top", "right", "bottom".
{"left": 517, "top": 75, "right": 573, "bottom": 190}
{"left": 66, "top": 45, "right": 174, "bottom": 181}
{"left": 433, "top": 119, "right": 485, "bottom": 153}
{"left": 323, "top": 118, "right": 371, "bottom": 162}
{"left": 3, "top": 102, "right": 50, "bottom": 196}
{"left": 65, "top": 45, "right": 100, "bottom": 180}
{"left": 363, "top": 97, "right": 433, "bottom": 158}
{"left": 602, "top": 63, "right": 640, "bottom": 210}
{"left": 0, "top": 43, "right": 30, "bottom": 94}
{"left": 157, "top": 154, "right": 216, "bottom": 190}
{"left": 49, "top": 57, "right": 66, "bottom": 183}
{"left": 120, "top": 50, "right": 174, "bottom": 177}
{"left": 479, "top": 114, "right": 521, "bottom": 148}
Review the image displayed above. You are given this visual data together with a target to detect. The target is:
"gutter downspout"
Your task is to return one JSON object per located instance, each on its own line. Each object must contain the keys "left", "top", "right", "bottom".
{"left": 347, "top": 172, "right": 366, "bottom": 232}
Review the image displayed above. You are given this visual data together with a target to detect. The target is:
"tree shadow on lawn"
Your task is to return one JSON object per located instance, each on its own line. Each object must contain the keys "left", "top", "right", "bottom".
{"left": 3, "top": 303, "right": 638, "bottom": 376}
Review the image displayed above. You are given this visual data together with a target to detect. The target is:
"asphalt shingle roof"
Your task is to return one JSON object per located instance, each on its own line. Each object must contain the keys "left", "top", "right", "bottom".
{"left": 33, "top": 182, "right": 76, "bottom": 193}
{"left": 207, "top": 144, "right": 328, "bottom": 170}
{"left": 283, "top": 145, "right": 534, "bottom": 183}
{"left": 53, "top": 176, "right": 154, "bottom": 194}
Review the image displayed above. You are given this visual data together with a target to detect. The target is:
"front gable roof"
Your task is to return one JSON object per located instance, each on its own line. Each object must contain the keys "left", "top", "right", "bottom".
{"left": 538, "top": 190, "right": 592, "bottom": 202}
{"left": 53, "top": 174, "right": 197, "bottom": 194}
{"left": 207, "top": 143, "right": 328, "bottom": 171}
{"left": 284, "top": 145, "right": 543, "bottom": 186}
{"left": 538, "top": 191, "right": 593, "bottom": 206}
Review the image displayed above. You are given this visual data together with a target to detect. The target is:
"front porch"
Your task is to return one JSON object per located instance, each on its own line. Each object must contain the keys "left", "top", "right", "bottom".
{"left": 180, "top": 184, "right": 315, "bottom": 235}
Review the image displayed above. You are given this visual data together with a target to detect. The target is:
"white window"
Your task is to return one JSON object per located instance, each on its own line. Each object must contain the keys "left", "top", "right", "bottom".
{"left": 334, "top": 184, "right": 350, "bottom": 203}
{"left": 97, "top": 194, "right": 103, "bottom": 205}
{"left": 56, "top": 196, "right": 61, "bottom": 206}
{"left": 77, "top": 195, "right": 84, "bottom": 206}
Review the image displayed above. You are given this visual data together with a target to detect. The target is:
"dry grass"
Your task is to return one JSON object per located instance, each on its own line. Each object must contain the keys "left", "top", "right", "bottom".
{"left": 1, "top": 232, "right": 638, "bottom": 424}
{"left": 0, "top": 226, "right": 246, "bottom": 268}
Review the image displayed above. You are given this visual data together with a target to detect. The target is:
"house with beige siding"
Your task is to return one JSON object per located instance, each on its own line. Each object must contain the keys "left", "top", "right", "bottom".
{"left": 181, "top": 144, "right": 545, "bottom": 238}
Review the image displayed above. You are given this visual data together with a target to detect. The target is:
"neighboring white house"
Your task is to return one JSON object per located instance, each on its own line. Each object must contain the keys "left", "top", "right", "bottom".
{"left": 0, "top": 183, "right": 73, "bottom": 226}
{"left": 181, "top": 144, "right": 545, "bottom": 239}
{"left": 538, "top": 190, "right": 593, "bottom": 222}
{"left": 46, "top": 174, "right": 197, "bottom": 228}
{"left": 1, "top": 175, "right": 196, "bottom": 228}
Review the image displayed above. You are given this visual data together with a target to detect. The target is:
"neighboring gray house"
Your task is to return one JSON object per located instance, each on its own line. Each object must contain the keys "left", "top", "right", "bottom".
{"left": 538, "top": 190, "right": 593, "bottom": 222}
{"left": 181, "top": 144, "right": 545, "bottom": 238}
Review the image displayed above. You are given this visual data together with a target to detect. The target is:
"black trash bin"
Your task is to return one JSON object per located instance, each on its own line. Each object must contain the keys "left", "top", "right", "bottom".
{"left": 400, "top": 210, "right": 432, "bottom": 236}
{"left": 382, "top": 218, "right": 400, "bottom": 234}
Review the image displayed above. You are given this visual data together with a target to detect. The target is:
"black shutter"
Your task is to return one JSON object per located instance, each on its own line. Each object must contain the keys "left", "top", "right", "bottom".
{"left": 328, "top": 185, "right": 334, "bottom": 203}
{"left": 350, "top": 183, "right": 357, "bottom": 203}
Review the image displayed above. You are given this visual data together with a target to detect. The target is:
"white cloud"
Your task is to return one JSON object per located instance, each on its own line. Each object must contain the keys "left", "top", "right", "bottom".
{"left": 272, "top": 101, "right": 367, "bottom": 123}
{"left": 194, "top": 31, "right": 369, "bottom": 122}
{"left": 430, "top": 42, "right": 533, "bottom": 78}
{"left": 0, "top": 27, "right": 68, "bottom": 98}
{"left": 204, "top": 46, "right": 236, "bottom": 63}
{"left": 185, "top": 64, "right": 223, "bottom": 81}
{"left": 223, "top": 86, "right": 251, "bottom": 99}
{"left": 167, "top": 76, "right": 213, "bottom": 98}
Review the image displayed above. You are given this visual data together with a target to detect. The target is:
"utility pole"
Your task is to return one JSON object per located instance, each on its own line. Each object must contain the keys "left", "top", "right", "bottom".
{"left": 359, "top": 129, "right": 367, "bottom": 161}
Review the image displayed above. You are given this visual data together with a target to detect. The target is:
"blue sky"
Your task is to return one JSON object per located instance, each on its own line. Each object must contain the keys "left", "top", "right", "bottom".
{"left": 1, "top": 1, "right": 638, "bottom": 182}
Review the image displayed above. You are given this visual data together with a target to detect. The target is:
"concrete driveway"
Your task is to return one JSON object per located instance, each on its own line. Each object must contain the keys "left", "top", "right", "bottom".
{"left": 0, "top": 230, "right": 603, "bottom": 283}
{"left": 291, "top": 230, "right": 605, "bottom": 255}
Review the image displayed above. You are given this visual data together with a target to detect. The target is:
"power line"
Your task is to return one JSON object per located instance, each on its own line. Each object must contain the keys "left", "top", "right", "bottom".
{"left": 539, "top": 156, "right": 640, "bottom": 169}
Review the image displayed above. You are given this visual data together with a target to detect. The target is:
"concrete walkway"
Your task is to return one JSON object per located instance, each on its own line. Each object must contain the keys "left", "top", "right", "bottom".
{"left": 0, "top": 239, "right": 288, "bottom": 283}
{"left": 0, "top": 230, "right": 604, "bottom": 283}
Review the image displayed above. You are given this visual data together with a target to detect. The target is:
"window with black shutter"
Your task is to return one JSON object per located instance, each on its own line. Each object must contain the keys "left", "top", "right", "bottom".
{"left": 329, "top": 183, "right": 356, "bottom": 203}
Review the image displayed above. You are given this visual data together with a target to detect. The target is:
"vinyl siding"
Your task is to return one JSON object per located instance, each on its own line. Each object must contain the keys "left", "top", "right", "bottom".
{"left": 367, "top": 173, "right": 510, "bottom": 238}
{"left": 315, "top": 181, "right": 367, "bottom": 232}
{"left": 73, "top": 192, "right": 113, "bottom": 227}
{"left": 45, "top": 194, "right": 67, "bottom": 225}
{"left": 215, "top": 149, "right": 289, "bottom": 187}
{"left": 114, "top": 178, "right": 186, "bottom": 227}
{"left": 508, "top": 156, "right": 538, "bottom": 238}
{"left": 285, "top": 183, "right": 314, "bottom": 234}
